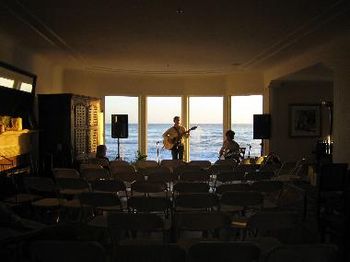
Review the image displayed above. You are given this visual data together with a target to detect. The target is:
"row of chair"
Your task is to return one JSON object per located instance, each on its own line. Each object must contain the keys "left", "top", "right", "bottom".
{"left": 84, "top": 156, "right": 306, "bottom": 175}
{"left": 27, "top": 240, "right": 338, "bottom": 262}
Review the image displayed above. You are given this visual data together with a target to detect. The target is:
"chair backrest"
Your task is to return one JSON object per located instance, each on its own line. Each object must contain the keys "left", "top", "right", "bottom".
{"left": 23, "top": 177, "right": 57, "bottom": 195}
{"left": 173, "top": 165, "right": 203, "bottom": 179}
{"left": 179, "top": 170, "right": 211, "bottom": 182}
{"left": 114, "top": 244, "right": 186, "bottom": 262}
{"left": 107, "top": 212, "right": 165, "bottom": 242}
{"left": 108, "top": 212, "right": 164, "bottom": 230}
{"left": 111, "top": 165, "right": 137, "bottom": 183}
{"left": 174, "top": 212, "right": 230, "bottom": 240}
{"left": 247, "top": 211, "right": 299, "bottom": 243}
{"left": 235, "top": 164, "right": 260, "bottom": 174}
{"left": 174, "top": 193, "right": 218, "bottom": 211}
{"left": 276, "top": 162, "right": 297, "bottom": 176}
{"left": 86, "top": 157, "right": 110, "bottom": 168}
{"left": 79, "top": 163, "right": 104, "bottom": 173}
{"left": 91, "top": 179, "right": 126, "bottom": 193}
{"left": 81, "top": 167, "right": 111, "bottom": 182}
{"left": 216, "top": 171, "right": 246, "bottom": 183}
{"left": 131, "top": 181, "right": 168, "bottom": 196}
{"left": 52, "top": 168, "right": 80, "bottom": 179}
{"left": 188, "top": 160, "right": 212, "bottom": 169}
{"left": 79, "top": 192, "right": 121, "bottom": 209}
{"left": 265, "top": 244, "right": 338, "bottom": 262}
{"left": 139, "top": 166, "right": 172, "bottom": 176}
{"left": 138, "top": 166, "right": 174, "bottom": 182}
{"left": 30, "top": 240, "right": 106, "bottom": 262}
{"left": 214, "top": 159, "right": 238, "bottom": 167}
{"left": 127, "top": 196, "right": 171, "bottom": 213}
{"left": 250, "top": 181, "right": 283, "bottom": 194}
{"left": 135, "top": 160, "right": 159, "bottom": 170}
{"left": 215, "top": 183, "right": 250, "bottom": 195}
{"left": 55, "top": 178, "right": 90, "bottom": 195}
{"left": 275, "top": 184, "right": 306, "bottom": 220}
{"left": 173, "top": 182, "right": 210, "bottom": 194}
{"left": 188, "top": 241, "right": 260, "bottom": 262}
{"left": 219, "top": 191, "right": 263, "bottom": 210}
{"left": 209, "top": 164, "right": 234, "bottom": 176}
{"left": 109, "top": 159, "right": 130, "bottom": 168}
{"left": 245, "top": 171, "right": 273, "bottom": 181}
{"left": 160, "top": 159, "right": 186, "bottom": 169}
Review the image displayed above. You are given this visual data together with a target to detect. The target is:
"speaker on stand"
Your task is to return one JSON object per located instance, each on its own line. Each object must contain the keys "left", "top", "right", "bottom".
{"left": 111, "top": 114, "right": 129, "bottom": 159}
{"left": 253, "top": 114, "right": 271, "bottom": 156}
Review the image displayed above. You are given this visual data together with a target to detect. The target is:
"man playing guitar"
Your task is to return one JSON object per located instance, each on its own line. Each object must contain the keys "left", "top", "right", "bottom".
{"left": 162, "top": 116, "right": 196, "bottom": 160}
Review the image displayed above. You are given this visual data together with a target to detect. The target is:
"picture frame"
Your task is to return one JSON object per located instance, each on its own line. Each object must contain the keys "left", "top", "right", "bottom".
{"left": 289, "top": 104, "right": 321, "bottom": 137}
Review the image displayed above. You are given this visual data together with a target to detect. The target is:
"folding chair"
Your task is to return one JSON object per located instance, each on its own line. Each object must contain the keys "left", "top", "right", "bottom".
{"left": 130, "top": 180, "right": 168, "bottom": 197}
{"left": 23, "top": 177, "right": 63, "bottom": 224}
{"left": 173, "top": 182, "right": 210, "bottom": 195}
{"left": 127, "top": 196, "right": 172, "bottom": 217}
{"left": 107, "top": 212, "right": 169, "bottom": 245}
{"left": 215, "top": 183, "right": 250, "bottom": 196}
{"left": 79, "top": 192, "right": 123, "bottom": 223}
{"left": 173, "top": 165, "right": 203, "bottom": 181}
{"left": 81, "top": 167, "right": 111, "bottom": 182}
{"left": 160, "top": 159, "right": 186, "bottom": 173}
{"left": 188, "top": 160, "right": 212, "bottom": 169}
{"left": 250, "top": 181, "right": 284, "bottom": 208}
{"left": 109, "top": 159, "right": 130, "bottom": 169}
{"left": 174, "top": 193, "right": 218, "bottom": 212}
{"left": 188, "top": 241, "right": 260, "bottom": 262}
{"left": 29, "top": 240, "right": 106, "bottom": 262}
{"left": 173, "top": 212, "right": 230, "bottom": 245}
{"left": 113, "top": 243, "right": 186, "bottom": 262}
{"left": 264, "top": 244, "right": 338, "bottom": 262}
{"left": 52, "top": 168, "right": 80, "bottom": 179}
{"left": 246, "top": 211, "right": 300, "bottom": 244}
{"left": 110, "top": 165, "right": 137, "bottom": 184}
{"left": 135, "top": 160, "right": 159, "bottom": 170}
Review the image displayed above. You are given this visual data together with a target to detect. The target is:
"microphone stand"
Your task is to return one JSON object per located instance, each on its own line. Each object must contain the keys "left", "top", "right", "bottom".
{"left": 156, "top": 141, "right": 160, "bottom": 164}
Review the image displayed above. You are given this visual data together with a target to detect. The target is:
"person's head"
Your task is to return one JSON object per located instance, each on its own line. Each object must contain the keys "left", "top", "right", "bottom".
{"left": 96, "top": 144, "right": 107, "bottom": 158}
{"left": 226, "top": 130, "right": 235, "bottom": 140}
{"left": 173, "top": 116, "right": 180, "bottom": 125}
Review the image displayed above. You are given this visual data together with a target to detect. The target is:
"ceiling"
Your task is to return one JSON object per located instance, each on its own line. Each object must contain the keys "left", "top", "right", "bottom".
{"left": 0, "top": 0, "right": 349, "bottom": 75}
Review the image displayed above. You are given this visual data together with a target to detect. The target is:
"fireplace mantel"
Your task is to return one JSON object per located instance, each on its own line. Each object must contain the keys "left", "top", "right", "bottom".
{"left": 0, "top": 129, "right": 38, "bottom": 172}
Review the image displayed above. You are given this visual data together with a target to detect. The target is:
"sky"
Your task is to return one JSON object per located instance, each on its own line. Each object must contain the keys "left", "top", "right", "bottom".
{"left": 105, "top": 95, "right": 262, "bottom": 124}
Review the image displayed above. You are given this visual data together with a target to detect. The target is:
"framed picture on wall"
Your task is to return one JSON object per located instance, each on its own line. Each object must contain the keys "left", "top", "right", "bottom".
{"left": 289, "top": 104, "right": 321, "bottom": 137}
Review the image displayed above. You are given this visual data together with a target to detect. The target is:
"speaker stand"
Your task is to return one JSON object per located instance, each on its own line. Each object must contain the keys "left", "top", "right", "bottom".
{"left": 116, "top": 138, "right": 121, "bottom": 160}
{"left": 260, "top": 139, "right": 264, "bottom": 156}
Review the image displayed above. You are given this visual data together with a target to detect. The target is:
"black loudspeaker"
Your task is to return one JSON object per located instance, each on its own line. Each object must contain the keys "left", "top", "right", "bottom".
{"left": 253, "top": 114, "right": 271, "bottom": 139}
{"left": 111, "top": 114, "right": 129, "bottom": 138}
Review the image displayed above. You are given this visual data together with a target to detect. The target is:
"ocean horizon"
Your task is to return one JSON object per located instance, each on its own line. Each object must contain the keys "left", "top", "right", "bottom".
{"left": 105, "top": 123, "right": 261, "bottom": 163}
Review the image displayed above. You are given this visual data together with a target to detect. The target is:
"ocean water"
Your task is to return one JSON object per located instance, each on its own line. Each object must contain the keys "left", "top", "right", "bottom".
{"left": 105, "top": 123, "right": 262, "bottom": 163}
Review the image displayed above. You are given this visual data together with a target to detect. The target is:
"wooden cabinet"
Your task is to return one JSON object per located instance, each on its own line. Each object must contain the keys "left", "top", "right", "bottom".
{"left": 38, "top": 94, "right": 100, "bottom": 167}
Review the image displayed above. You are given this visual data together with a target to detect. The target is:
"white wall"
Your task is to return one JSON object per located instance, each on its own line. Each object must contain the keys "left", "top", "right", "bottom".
{"left": 269, "top": 81, "right": 333, "bottom": 162}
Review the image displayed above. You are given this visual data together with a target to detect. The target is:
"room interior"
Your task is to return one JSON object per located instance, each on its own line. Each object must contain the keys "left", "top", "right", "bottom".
{"left": 0, "top": 0, "right": 349, "bottom": 261}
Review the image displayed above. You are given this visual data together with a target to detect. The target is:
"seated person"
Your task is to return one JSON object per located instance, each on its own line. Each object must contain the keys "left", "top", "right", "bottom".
{"left": 219, "top": 130, "right": 240, "bottom": 162}
{"left": 96, "top": 145, "right": 109, "bottom": 161}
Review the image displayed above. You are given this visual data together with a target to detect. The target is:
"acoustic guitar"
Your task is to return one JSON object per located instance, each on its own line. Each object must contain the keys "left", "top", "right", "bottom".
{"left": 163, "top": 126, "right": 197, "bottom": 150}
